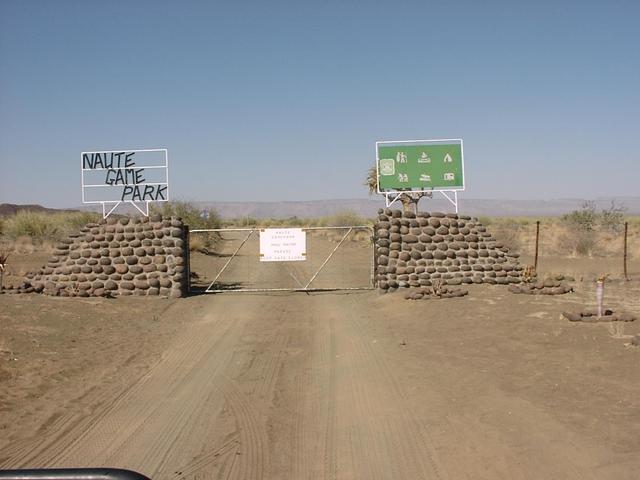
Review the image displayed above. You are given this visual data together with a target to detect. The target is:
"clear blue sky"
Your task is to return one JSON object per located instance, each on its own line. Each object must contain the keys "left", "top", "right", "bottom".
{"left": 1, "top": 0, "right": 638, "bottom": 208}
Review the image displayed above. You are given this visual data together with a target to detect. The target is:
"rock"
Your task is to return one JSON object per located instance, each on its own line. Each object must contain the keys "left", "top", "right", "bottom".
{"left": 619, "top": 312, "right": 637, "bottom": 322}
{"left": 402, "top": 234, "right": 418, "bottom": 243}
{"left": 562, "top": 312, "right": 582, "bottom": 322}
{"left": 129, "top": 265, "right": 143, "bottom": 274}
{"left": 170, "top": 288, "right": 183, "bottom": 298}
{"left": 134, "top": 279, "right": 150, "bottom": 290}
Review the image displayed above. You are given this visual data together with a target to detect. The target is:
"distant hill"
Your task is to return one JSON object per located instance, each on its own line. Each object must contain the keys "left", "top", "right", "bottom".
{"left": 0, "top": 203, "right": 80, "bottom": 216}
{"left": 4, "top": 196, "right": 640, "bottom": 219}
{"left": 195, "top": 196, "right": 640, "bottom": 219}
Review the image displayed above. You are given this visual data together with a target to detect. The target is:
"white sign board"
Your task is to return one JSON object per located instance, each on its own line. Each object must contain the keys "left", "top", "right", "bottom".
{"left": 259, "top": 228, "right": 306, "bottom": 262}
{"left": 81, "top": 148, "right": 169, "bottom": 217}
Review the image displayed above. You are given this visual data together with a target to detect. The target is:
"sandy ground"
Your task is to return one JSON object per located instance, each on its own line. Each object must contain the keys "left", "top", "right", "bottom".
{"left": 1, "top": 237, "right": 639, "bottom": 479}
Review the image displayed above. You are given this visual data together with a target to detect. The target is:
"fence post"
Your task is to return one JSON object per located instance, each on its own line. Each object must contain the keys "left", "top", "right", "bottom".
{"left": 623, "top": 221, "right": 628, "bottom": 281}
{"left": 183, "top": 225, "right": 191, "bottom": 295}
{"left": 534, "top": 220, "right": 540, "bottom": 271}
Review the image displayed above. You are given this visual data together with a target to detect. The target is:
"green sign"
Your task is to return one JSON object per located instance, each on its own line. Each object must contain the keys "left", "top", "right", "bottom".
{"left": 376, "top": 139, "right": 464, "bottom": 192}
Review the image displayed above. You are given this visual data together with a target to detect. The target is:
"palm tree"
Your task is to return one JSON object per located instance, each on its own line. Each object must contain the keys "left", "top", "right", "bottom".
{"left": 365, "top": 165, "right": 431, "bottom": 213}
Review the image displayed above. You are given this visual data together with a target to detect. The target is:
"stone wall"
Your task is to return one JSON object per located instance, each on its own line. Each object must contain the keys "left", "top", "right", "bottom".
{"left": 20, "top": 215, "right": 188, "bottom": 297}
{"left": 375, "top": 209, "right": 522, "bottom": 290}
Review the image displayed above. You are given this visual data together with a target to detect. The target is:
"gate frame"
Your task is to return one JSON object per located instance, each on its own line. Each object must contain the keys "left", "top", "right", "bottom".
{"left": 189, "top": 225, "right": 376, "bottom": 293}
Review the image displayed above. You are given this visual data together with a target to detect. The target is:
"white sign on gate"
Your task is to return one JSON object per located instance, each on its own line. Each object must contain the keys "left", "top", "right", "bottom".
{"left": 259, "top": 228, "right": 306, "bottom": 262}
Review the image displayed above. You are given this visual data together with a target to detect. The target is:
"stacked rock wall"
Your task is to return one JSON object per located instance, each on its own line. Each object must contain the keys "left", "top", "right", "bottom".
{"left": 375, "top": 209, "right": 522, "bottom": 290}
{"left": 23, "top": 215, "right": 188, "bottom": 297}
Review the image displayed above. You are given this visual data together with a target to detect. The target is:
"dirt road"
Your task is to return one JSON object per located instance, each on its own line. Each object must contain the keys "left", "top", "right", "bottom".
{"left": 1, "top": 241, "right": 639, "bottom": 479}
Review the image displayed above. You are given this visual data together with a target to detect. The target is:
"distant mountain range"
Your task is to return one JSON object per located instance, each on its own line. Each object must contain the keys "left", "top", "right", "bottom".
{"left": 2, "top": 196, "right": 639, "bottom": 219}
{"left": 0, "top": 203, "right": 80, "bottom": 216}
{"left": 194, "top": 196, "right": 640, "bottom": 218}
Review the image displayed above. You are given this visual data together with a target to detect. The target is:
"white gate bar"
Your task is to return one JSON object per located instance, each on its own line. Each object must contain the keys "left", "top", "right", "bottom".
{"left": 304, "top": 227, "right": 353, "bottom": 289}
{"left": 205, "top": 228, "right": 256, "bottom": 292}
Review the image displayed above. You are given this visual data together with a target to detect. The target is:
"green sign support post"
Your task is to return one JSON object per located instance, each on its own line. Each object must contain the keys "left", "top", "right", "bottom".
{"left": 376, "top": 139, "right": 464, "bottom": 212}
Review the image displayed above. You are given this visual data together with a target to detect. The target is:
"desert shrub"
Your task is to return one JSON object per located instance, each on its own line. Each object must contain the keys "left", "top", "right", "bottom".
{"left": 2, "top": 211, "right": 60, "bottom": 239}
{"left": 562, "top": 200, "right": 627, "bottom": 233}
{"left": 150, "top": 201, "right": 221, "bottom": 230}
{"left": 558, "top": 201, "right": 628, "bottom": 256}
{"left": 557, "top": 229, "right": 596, "bottom": 257}
{"left": 1, "top": 210, "right": 102, "bottom": 243}
{"left": 65, "top": 211, "right": 102, "bottom": 231}
{"left": 187, "top": 234, "right": 207, "bottom": 253}
{"left": 223, "top": 216, "right": 259, "bottom": 227}
{"left": 562, "top": 201, "right": 598, "bottom": 232}
{"left": 574, "top": 231, "right": 596, "bottom": 256}
{"left": 600, "top": 201, "right": 626, "bottom": 232}
{"left": 324, "top": 211, "right": 368, "bottom": 227}
{"left": 151, "top": 201, "right": 221, "bottom": 252}
{"left": 282, "top": 216, "right": 305, "bottom": 227}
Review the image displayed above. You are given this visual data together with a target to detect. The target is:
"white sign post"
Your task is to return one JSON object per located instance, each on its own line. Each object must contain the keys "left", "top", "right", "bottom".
{"left": 81, "top": 148, "right": 169, "bottom": 218}
{"left": 259, "top": 228, "right": 306, "bottom": 262}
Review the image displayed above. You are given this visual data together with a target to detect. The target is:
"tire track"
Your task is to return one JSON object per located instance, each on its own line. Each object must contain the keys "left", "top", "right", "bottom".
{"left": 54, "top": 314, "right": 231, "bottom": 468}
{"left": 217, "top": 375, "right": 267, "bottom": 480}
{"left": 168, "top": 435, "right": 240, "bottom": 479}
{"left": 286, "top": 305, "right": 337, "bottom": 480}
{"left": 170, "top": 435, "right": 240, "bottom": 480}
{"left": 338, "top": 294, "right": 449, "bottom": 480}
{"left": 2, "top": 360, "right": 161, "bottom": 468}
{"left": 2, "top": 300, "right": 211, "bottom": 469}
{"left": 4, "top": 306, "right": 240, "bottom": 476}
{"left": 321, "top": 316, "right": 337, "bottom": 480}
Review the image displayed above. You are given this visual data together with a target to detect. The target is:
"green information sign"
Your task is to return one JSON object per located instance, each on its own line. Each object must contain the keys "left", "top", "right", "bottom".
{"left": 376, "top": 139, "right": 464, "bottom": 192}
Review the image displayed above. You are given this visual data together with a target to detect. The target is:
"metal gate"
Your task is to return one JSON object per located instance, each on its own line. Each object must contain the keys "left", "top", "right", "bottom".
{"left": 189, "top": 226, "right": 375, "bottom": 293}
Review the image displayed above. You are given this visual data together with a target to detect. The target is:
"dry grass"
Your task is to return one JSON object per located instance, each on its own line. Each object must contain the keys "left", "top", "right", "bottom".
{"left": 224, "top": 211, "right": 372, "bottom": 229}
{"left": 481, "top": 217, "right": 638, "bottom": 259}
{"left": 0, "top": 211, "right": 101, "bottom": 247}
{"left": 187, "top": 233, "right": 221, "bottom": 253}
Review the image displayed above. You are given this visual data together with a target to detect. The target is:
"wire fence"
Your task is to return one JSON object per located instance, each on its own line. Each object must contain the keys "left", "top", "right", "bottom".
{"left": 485, "top": 220, "right": 637, "bottom": 282}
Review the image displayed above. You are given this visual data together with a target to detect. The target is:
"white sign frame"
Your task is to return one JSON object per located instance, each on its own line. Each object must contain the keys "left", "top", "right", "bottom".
{"left": 259, "top": 228, "right": 307, "bottom": 262}
{"left": 81, "top": 148, "right": 169, "bottom": 218}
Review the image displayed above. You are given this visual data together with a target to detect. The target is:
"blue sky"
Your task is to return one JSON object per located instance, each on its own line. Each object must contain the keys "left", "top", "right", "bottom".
{"left": 1, "top": 0, "right": 638, "bottom": 208}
